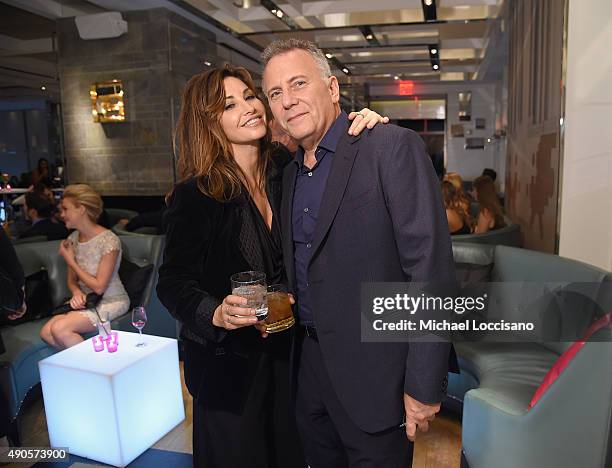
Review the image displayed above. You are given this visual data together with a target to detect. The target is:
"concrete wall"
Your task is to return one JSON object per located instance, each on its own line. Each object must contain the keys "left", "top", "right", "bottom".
{"left": 558, "top": 0, "right": 612, "bottom": 271}
{"left": 58, "top": 8, "right": 217, "bottom": 196}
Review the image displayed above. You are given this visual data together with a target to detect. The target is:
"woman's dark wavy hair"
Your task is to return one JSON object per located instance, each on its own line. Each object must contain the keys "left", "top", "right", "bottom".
{"left": 173, "top": 64, "right": 271, "bottom": 202}
{"left": 473, "top": 175, "right": 504, "bottom": 227}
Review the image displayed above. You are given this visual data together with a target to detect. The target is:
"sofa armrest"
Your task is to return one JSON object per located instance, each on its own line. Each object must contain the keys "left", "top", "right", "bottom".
{"left": 462, "top": 332, "right": 612, "bottom": 468}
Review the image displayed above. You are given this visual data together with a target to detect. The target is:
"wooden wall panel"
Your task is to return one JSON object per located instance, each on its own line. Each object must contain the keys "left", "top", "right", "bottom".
{"left": 506, "top": 0, "right": 564, "bottom": 252}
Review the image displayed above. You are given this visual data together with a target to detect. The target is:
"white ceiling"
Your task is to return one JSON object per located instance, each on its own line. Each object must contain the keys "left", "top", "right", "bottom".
{"left": 185, "top": 0, "right": 502, "bottom": 83}
{"left": 0, "top": 0, "right": 503, "bottom": 101}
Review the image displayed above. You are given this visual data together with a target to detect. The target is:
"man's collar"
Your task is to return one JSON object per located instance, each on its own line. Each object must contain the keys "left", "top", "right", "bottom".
{"left": 294, "top": 110, "right": 348, "bottom": 168}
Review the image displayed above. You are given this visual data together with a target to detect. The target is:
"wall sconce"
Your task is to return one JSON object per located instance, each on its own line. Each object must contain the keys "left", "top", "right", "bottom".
{"left": 90, "top": 80, "right": 125, "bottom": 123}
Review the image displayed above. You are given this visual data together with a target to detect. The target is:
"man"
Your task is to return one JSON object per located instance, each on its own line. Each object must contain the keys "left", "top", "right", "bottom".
{"left": 20, "top": 192, "right": 68, "bottom": 241}
{"left": 481, "top": 167, "right": 497, "bottom": 182}
{"left": 262, "top": 39, "right": 458, "bottom": 467}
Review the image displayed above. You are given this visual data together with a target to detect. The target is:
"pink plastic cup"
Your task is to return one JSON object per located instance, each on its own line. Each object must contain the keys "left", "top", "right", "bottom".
{"left": 92, "top": 336, "right": 105, "bottom": 352}
{"left": 106, "top": 332, "right": 119, "bottom": 353}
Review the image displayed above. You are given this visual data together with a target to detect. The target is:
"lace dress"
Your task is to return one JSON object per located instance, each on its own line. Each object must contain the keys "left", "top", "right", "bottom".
{"left": 68, "top": 230, "right": 130, "bottom": 326}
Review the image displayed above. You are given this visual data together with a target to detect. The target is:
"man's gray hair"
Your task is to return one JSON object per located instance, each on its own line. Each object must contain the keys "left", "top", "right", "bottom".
{"left": 262, "top": 39, "right": 332, "bottom": 83}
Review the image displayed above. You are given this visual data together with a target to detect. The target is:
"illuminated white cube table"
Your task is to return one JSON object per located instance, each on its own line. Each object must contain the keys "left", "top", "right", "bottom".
{"left": 39, "top": 331, "right": 185, "bottom": 467}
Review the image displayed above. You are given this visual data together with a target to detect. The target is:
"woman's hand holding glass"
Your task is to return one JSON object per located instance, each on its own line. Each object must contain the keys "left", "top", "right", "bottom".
{"left": 212, "top": 295, "right": 259, "bottom": 330}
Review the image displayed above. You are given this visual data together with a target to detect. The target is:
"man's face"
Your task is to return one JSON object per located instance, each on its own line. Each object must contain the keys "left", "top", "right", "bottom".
{"left": 263, "top": 49, "right": 340, "bottom": 149}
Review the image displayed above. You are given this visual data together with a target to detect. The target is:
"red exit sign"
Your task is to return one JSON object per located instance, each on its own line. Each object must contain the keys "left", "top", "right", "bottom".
{"left": 398, "top": 81, "right": 414, "bottom": 95}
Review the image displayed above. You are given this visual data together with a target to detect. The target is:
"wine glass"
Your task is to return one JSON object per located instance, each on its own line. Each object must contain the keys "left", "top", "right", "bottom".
{"left": 131, "top": 307, "right": 147, "bottom": 347}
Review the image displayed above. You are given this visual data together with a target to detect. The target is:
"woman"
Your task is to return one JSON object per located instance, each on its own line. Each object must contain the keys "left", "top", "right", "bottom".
{"left": 441, "top": 180, "right": 472, "bottom": 235}
{"left": 31, "top": 158, "right": 51, "bottom": 186}
{"left": 39, "top": 184, "right": 130, "bottom": 349}
{"left": 443, "top": 172, "right": 471, "bottom": 213}
{"left": 473, "top": 175, "right": 505, "bottom": 234}
{"left": 156, "top": 65, "right": 386, "bottom": 468}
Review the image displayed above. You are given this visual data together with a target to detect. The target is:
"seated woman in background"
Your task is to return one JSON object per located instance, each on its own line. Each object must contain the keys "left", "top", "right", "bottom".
{"left": 40, "top": 184, "right": 130, "bottom": 349}
{"left": 473, "top": 175, "right": 506, "bottom": 234}
{"left": 30, "top": 158, "right": 51, "bottom": 186}
{"left": 443, "top": 172, "right": 471, "bottom": 213}
{"left": 441, "top": 181, "right": 472, "bottom": 235}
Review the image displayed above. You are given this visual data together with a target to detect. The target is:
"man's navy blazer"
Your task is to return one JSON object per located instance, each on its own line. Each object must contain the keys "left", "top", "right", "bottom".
{"left": 281, "top": 118, "right": 459, "bottom": 433}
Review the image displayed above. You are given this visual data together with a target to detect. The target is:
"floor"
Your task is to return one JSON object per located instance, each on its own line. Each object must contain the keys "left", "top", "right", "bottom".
{"left": 8, "top": 363, "right": 462, "bottom": 467}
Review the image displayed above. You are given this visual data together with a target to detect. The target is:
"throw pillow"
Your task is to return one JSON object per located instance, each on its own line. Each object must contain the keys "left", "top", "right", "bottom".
{"left": 528, "top": 313, "right": 612, "bottom": 409}
{"left": 118, "top": 258, "right": 154, "bottom": 308}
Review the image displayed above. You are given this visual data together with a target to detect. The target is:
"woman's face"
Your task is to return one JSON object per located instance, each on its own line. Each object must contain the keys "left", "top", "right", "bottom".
{"left": 60, "top": 197, "right": 85, "bottom": 229}
{"left": 219, "top": 76, "right": 266, "bottom": 146}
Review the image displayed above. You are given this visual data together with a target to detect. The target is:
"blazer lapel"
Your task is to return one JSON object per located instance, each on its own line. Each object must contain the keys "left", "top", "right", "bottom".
{"left": 281, "top": 162, "right": 298, "bottom": 289}
{"left": 309, "top": 133, "right": 361, "bottom": 263}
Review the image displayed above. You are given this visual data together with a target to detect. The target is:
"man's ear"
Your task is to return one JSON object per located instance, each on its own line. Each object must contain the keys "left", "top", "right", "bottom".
{"left": 329, "top": 75, "right": 340, "bottom": 104}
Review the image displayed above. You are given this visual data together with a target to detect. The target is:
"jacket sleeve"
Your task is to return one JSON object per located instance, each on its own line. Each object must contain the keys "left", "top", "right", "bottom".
{"left": 0, "top": 229, "right": 24, "bottom": 312}
{"left": 380, "top": 129, "right": 456, "bottom": 404}
{"left": 156, "top": 182, "right": 226, "bottom": 343}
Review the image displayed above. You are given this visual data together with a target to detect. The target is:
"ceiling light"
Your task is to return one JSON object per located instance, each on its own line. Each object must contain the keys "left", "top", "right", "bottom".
{"left": 431, "top": 48, "right": 438, "bottom": 54}
{"left": 487, "top": 138, "right": 492, "bottom": 143}
{"left": 204, "top": 61, "right": 211, "bottom": 66}
{"left": 41, "top": 86, "right": 46, "bottom": 90}
{"left": 342, "top": 67, "right": 349, "bottom": 74}
{"left": 424, "top": 0, "right": 433, "bottom": 5}
{"left": 325, "top": 53, "right": 333, "bottom": 59}
{"left": 276, "top": 10, "right": 283, "bottom": 18}
{"left": 366, "top": 34, "right": 373, "bottom": 40}
{"left": 433, "top": 64, "right": 439, "bottom": 70}
{"left": 394, "top": 76, "right": 399, "bottom": 80}
{"left": 271, "top": 9, "right": 276, "bottom": 13}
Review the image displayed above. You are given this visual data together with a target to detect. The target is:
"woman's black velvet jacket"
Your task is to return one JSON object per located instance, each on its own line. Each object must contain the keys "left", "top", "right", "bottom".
{"left": 156, "top": 146, "right": 290, "bottom": 409}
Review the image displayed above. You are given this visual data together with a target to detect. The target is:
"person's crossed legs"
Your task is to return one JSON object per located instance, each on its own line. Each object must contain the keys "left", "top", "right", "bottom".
{"left": 41, "top": 312, "right": 96, "bottom": 349}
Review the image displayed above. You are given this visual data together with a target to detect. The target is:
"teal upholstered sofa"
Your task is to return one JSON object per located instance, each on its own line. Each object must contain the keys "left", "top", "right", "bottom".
{"left": 450, "top": 243, "right": 612, "bottom": 468}
{"left": 0, "top": 235, "right": 176, "bottom": 443}
{"left": 451, "top": 217, "right": 522, "bottom": 247}
{"left": 105, "top": 208, "right": 138, "bottom": 226}
{"left": 111, "top": 223, "right": 158, "bottom": 237}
